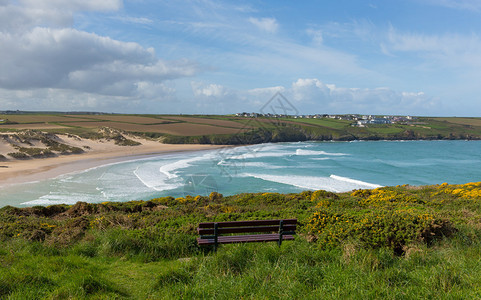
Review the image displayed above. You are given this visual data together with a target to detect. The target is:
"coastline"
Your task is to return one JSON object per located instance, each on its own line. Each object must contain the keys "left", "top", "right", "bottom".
{"left": 0, "top": 141, "right": 228, "bottom": 188}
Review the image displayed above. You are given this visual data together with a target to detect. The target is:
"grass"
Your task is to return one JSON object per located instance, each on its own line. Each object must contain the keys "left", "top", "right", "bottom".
{"left": 1, "top": 237, "right": 481, "bottom": 298}
{"left": 287, "top": 117, "right": 352, "bottom": 129}
{"left": 17, "top": 147, "right": 55, "bottom": 158}
{"left": 1, "top": 184, "right": 481, "bottom": 298}
{"left": 434, "top": 117, "right": 481, "bottom": 127}
{"left": 7, "top": 152, "right": 30, "bottom": 159}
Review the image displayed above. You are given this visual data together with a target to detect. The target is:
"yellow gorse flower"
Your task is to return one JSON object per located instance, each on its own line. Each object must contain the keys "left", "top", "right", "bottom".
{"left": 434, "top": 182, "right": 481, "bottom": 199}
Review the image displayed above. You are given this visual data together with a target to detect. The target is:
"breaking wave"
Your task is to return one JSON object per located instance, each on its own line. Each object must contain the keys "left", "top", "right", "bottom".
{"left": 240, "top": 173, "right": 382, "bottom": 193}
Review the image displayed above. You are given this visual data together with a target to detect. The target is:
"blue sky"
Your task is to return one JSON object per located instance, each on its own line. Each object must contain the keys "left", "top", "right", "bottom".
{"left": 1, "top": 0, "right": 481, "bottom": 116}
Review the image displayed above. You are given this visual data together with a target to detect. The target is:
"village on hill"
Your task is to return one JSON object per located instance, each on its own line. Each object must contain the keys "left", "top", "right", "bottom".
{"left": 235, "top": 112, "right": 416, "bottom": 127}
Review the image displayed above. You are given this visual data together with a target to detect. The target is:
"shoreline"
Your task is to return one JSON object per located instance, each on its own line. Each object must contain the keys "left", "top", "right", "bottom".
{"left": 0, "top": 143, "right": 229, "bottom": 188}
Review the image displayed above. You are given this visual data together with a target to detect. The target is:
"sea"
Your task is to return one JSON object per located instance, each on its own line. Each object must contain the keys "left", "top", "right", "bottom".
{"left": 1, "top": 140, "right": 480, "bottom": 207}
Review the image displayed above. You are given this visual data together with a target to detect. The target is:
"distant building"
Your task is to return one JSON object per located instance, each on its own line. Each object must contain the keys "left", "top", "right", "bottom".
{"left": 371, "top": 118, "right": 391, "bottom": 124}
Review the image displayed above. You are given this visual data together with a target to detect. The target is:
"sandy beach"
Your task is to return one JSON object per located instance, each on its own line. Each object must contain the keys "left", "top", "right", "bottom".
{"left": 0, "top": 134, "right": 227, "bottom": 187}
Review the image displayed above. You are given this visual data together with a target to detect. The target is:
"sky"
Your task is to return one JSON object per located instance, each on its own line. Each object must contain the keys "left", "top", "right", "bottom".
{"left": 1, "top": 0, "right": 481, "bottom": 116}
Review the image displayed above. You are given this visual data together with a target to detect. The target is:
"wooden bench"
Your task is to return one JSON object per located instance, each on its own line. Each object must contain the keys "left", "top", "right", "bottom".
{"left": 197, "top": 219, "right": 297, "bottom": 251}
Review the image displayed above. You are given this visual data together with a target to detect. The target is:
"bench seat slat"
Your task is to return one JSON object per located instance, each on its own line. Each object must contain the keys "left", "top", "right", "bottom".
{"left": 197, "top": 224, "right": 296, "bottom": 235}
{"left": 198, "top": 219, "right": 297, "bottom": 228}
{"left": 197, "top": 234, "right": 295, "bottom": 245}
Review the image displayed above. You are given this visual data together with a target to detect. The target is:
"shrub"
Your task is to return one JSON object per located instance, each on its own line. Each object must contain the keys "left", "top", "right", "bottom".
{"left": 7, "top": 152, "right": 29, "bottom": 159}
{"left": 46, "top": 141, "right": 84, "bottom": 154}
{"left": 114, "top": 136, "right": 141, "bottom": 146}
{"left": 306, "top": 209, "right": 454, "bottom": 254}
{"left": 311, "top": 190, "right": 339, "bottom": 201}
{"left": 434, "top": 182, "right": 481, "bottom": 199}
{"left": 19, "top": 147, "right": 55, "bottom": 158}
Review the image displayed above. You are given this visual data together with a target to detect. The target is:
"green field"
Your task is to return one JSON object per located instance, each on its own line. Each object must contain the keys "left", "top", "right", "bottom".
{"left": 2, "top": 183, "right": 481, "bottom": 298}
{"left": 286, "top": 117, "right": 352, "bottom": 129}
{"left": 1, "top": 113, "right": 481, "bottom": 144}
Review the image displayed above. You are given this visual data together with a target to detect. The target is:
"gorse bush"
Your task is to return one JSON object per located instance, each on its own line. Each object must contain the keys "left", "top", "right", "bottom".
{"left": 307, "top": 209, "right": 454, "bottom": 254}
{"left": 304, "top": 185, "right": 465, "bottom": 254}
{"left": 434, "top": 182, "right": 481, "bottom": 199}
{"left": 356, "top": 188, "right": 422, "bottom": 206}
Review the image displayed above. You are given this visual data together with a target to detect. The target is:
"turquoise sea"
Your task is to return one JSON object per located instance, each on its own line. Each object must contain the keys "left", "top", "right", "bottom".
{"left": 1, "top": 140, "right": 480, "bottom": 207}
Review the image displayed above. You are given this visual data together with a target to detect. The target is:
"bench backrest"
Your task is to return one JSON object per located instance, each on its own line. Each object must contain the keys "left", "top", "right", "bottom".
{"left": 197, "top": 219, "right": 297, "bottom": 235}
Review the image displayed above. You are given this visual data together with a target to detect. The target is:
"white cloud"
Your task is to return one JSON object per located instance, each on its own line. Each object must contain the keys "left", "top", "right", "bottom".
{"left": 0, "top": 0, "right": 200, "bottom": 111}
{"left": 191, "top": 82, "right": 227, "bottom": 97}
{"left": 285, "top": 78, "right": 434, "bottom": 114}
{"left": 310, "top": 20, "right": 375, "bottom": 42}
{"left": 187, "top": 78, "right": 434, "bottom": 115}
{"left": 306, "top": 29, "right": 323, "bottom": 45}
{"left": 18, "top": 0, "right": 122, "bottom": 11}
{"left": 112, "top": 16, "right": 153, "bottom": 25}
{"left": 0, "top": 82, "right": 179, "bottom": 113}
{"left": 385, "top": 27, "right": 481, "bottom": 68}
{"left": 248, "top": 17, "right": 278, "bottom": 33}
{"left": 248, "top": 86, "right": 285, "bottom": 96}
{"left": 0, "top": 27, "right": 198, "bottom": 95}
{"left": 0, "top": 0, "right": 122, "bottom": 32}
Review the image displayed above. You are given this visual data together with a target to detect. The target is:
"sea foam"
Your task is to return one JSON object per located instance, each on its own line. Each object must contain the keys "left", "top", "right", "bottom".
{"left": 134, "top": 153, "right": 214, "bottom": 191}
{"left": 240, "top": 173, "right": 381, "bottom": 193}
{"left": 295, "top": 149, "right": 347, "bottom": 156}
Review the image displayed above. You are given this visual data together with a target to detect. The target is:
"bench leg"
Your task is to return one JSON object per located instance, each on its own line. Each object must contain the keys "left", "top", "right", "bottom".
{"left": 278, "top": 220, "right": 284, "bottom": 247}
{"left": 214, "top": 223, "right": 218, "bottom": 252}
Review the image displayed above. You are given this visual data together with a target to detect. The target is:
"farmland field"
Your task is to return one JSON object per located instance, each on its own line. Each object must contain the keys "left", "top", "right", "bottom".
{"left": 65, "top": 115, "right": 169, "bottom": 124}
{"left": 1, "top": 113, "right": 481, "bottom": 142}
{"left": 0, "top": 123, "right": 69, "bottom": 130}
{"left": 58, "top": 121, "right": 245, "bottom": 136}
{"left": 161, "top": 116, "right": 249, "bottom": 128}
{"left": 0, "top": 115, "right": 93, "bottom": 124}
{"left": 286, "top": 118, "right": 352, "bottom": 129}
{"left": 433, "top": 117, "right": 481, "bottom": 127}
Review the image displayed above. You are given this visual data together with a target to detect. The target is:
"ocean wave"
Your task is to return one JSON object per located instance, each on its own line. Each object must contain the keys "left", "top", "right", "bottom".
{"left": 158, "top": 156, "right": 210, "bottom": 179}
{"left": 133, "top": 153, "right": 215, "bottom": 191}
{"left": 133, "top": 164, "right": 182, "bottom": 192}
{"left": 226, "top": 151, "right": 290, "bottom": 160}
{"left": 240, "top": 173, "right": 381, "bottom": 192}
{"left": 295, "top": 149, "right": 348, "bottom": 156}
{"left": 225, "top": 148, "right": 347, "bottom": 161}
{"left": 329, "top": 175, "right": 382, "bottom": 189}
{"left": 21, "top": 193, "right": 90, "bottom": 206}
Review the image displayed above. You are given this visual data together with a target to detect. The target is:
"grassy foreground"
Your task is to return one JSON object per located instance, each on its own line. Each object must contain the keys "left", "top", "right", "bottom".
{"left": 1, "top": 183, "right": 481, "bottom": 298}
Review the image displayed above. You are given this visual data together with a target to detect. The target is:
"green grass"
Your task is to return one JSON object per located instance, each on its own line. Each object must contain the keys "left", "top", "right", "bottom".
{"left": 17, "top": 147, "right": 55, "bottom": 158}
{"left": 1, "top": 237, "right": 481, "bottom": 298}
{"left": 1, "top": 184, "right": 481, "bottom": 298}
{"left": 365, "top": 125, "right": 406, "bottom": 134}
{"left": 286, "top": 118, "right": 352, "bottom": 129}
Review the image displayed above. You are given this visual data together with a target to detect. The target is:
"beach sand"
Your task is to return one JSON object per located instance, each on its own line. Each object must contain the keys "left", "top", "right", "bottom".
{"left": 0, "top": 134, "right": 227, "bottom": 187}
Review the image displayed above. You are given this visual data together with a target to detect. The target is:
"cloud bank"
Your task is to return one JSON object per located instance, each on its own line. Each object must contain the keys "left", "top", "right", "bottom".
{"left": 191, "top": 78, "right": 433, "bottom": 115}
{"left": 0, "top": 0, "right": 197, "bottom": 110}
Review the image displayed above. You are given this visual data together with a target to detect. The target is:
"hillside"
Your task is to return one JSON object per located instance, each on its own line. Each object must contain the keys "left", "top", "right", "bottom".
{"left": 1, "top": 183, "right": 481, "bottom": 298}
{"left": 1, "top": 114, "right": 481, "bottom": 149}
